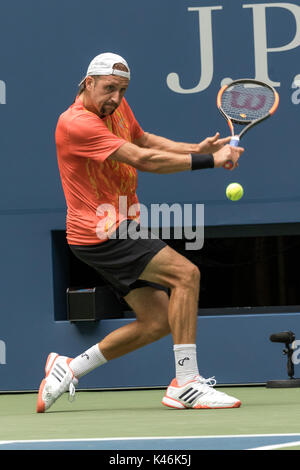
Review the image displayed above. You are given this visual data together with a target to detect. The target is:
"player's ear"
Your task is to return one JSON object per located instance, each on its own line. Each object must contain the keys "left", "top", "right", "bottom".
{"left": 85, "top": 76, "right": 94, "bottom": 91}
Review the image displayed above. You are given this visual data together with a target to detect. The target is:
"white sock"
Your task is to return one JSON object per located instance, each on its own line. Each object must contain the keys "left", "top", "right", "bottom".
{"left": 173, "top": 344, "right": 199, "bottom": 386}
{"left": 69, "top": 344, "right": 107, "bottom": 379}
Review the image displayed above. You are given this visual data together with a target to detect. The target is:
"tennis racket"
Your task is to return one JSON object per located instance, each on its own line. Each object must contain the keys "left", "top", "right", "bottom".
{"left": 217, "top": 79, "right": 279, "bottom": 169}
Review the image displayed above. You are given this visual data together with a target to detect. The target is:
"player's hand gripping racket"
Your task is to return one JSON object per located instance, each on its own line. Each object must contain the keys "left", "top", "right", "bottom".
{"left": 217, "top": 79, "right": 279, "bottom": 169}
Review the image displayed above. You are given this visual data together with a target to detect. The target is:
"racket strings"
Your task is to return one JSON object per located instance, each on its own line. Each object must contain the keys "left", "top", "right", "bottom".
{"left": 221, "top": 83, "right": 275, "bottom": 122}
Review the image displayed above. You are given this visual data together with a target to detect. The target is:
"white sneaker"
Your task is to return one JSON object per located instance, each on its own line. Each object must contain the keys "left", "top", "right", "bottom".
{"left": 162, "top": 376, "right": 241, "bottom": 409}
{"left": 36, "top": 353, "right": 78, "bottom": 413}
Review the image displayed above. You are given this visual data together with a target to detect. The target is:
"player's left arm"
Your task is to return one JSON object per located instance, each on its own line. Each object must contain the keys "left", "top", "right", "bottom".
{"left": 134, "top": 131, "right": 231, "bottom": 156}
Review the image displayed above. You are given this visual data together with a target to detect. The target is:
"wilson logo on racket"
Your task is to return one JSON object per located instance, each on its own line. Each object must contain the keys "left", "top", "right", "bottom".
{"left": 230, "top": 90, "right": 267, "bottom": 111}
{"left": 217, "top": 78, "right": 279, "bottom": 170}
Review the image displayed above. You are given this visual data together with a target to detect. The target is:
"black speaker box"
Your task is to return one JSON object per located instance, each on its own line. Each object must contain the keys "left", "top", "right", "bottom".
{"left": 67, "top": 287, "right": 124, "bottom": 321}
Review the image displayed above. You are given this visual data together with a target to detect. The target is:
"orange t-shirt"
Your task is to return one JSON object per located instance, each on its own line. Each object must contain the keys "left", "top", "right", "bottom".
{"left": 55, "top": 96, "right": 144, "bottom": 245}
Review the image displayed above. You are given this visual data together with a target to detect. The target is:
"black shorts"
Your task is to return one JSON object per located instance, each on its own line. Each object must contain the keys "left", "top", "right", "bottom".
{"left": 69, "top": 220, "right": 167, "bottom": 298}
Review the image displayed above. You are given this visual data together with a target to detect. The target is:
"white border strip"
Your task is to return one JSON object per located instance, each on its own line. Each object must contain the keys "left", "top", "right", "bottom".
{"left": 1, "top": 433, "right": 300, "bottom": 446}
{"left": 249, "top": 440, "right": 300, "bottom": 451}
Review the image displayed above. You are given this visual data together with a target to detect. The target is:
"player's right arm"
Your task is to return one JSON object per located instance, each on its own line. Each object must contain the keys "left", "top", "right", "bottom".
{"left": 107, "top": 141, "right": 243, "bottom": 174}
{"left": 66, "top": 111, "right": 243, "bottom": 173}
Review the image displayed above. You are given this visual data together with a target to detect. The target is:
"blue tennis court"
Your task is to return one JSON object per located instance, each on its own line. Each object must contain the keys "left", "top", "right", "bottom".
{"left": 1, "top": 434, "right": 300, "bottom": 450}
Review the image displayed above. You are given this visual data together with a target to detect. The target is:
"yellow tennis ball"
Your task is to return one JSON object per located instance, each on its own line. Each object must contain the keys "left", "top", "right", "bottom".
{"left": 226, "top": 183, "right": 244, "bottom": 201}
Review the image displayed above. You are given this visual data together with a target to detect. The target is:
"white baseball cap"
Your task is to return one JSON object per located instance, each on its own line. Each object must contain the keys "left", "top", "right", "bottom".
{"left": 79, "top": 52, "right": 130, "bottom": 85}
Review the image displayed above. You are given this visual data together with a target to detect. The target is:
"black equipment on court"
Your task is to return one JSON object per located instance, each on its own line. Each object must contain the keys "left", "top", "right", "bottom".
{"left": 67, "top": 286, "right": 124, "bottom": 322}
{"left": 266, "top": 330, "right": 300, "bottom": 388}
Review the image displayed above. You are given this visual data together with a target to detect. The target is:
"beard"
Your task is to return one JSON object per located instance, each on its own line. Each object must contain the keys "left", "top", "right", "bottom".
{"left": 100, "top": 103, "right": 117, "bottom": 118}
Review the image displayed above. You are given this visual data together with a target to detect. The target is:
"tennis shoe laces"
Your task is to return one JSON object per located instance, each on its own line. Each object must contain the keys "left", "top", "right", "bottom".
{"left": 162, "top": 375, "right": 241, "bottom": 409}
{"left": 36, "top": 353, "right": 78, "bottom": 413}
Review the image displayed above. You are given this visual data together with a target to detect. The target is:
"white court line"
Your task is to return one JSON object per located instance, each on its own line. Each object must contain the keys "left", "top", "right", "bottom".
{"left": 1, "top": 433, "right": 300, "bottom": 445}
{"left": 249, "top": 440, "right": 300, "bottom": 451}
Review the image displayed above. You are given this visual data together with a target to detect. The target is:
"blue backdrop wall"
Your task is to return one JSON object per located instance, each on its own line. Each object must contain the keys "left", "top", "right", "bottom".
{"left": 0, "top": 0, "right": 300, "bottom": 391}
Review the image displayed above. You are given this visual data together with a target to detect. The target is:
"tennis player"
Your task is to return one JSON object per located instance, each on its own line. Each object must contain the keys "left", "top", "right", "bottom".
{"left": 36, "top": 53, "right": 244, "bottom": 413}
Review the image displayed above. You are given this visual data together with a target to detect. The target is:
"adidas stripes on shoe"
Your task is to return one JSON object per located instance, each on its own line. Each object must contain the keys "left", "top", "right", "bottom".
{"left": 36, "top": 353, "right": 78, "bottom": 413}
{"left": 162, "top": 376, "right": 241, "bottom": 409}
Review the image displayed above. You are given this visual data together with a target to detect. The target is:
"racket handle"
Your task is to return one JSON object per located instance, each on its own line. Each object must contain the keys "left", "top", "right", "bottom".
{"left": 230, "top": 136, "right": 240, "bottom": 146}
{"left": 223, "top": 136, "right": 240, "bottom": 170}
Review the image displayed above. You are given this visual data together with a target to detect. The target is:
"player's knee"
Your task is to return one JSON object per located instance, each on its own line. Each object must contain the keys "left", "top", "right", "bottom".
{"left": 149, "top": 319, "right": 170, "bottom": 341}
{"left": 180, "top": 262, "right": 200, "bottom": 289}
{"left": 191, "top": 264, "right": 201, "bottom": 284}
